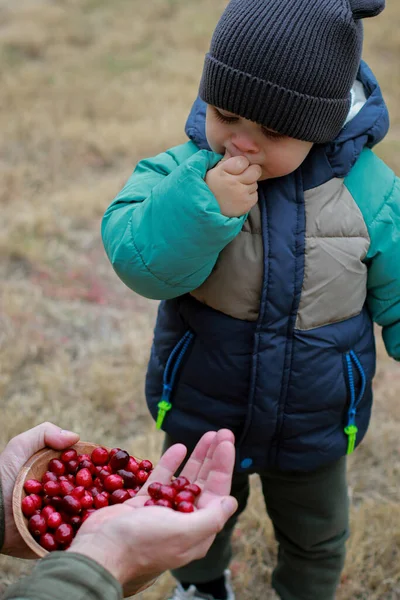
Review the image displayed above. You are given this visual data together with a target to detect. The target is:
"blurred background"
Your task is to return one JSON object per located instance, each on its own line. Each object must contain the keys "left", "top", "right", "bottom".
{"left": 0, "top": 1, "right": 399, "bottom": 598}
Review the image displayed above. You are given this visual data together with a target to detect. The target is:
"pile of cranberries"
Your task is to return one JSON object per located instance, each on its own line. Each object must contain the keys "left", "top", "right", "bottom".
{"left": 145, "top": 476, "right": 201, "bottom": 513}
{"left": 22, "top": 446, "right": 153, "bottom": 552}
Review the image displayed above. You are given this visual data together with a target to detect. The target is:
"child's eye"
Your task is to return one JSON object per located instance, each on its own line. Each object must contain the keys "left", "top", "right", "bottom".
{"left": 213, "top": 108, "right": 239, "bottom": 124}
{"left": 261, "top": 127, "right": 285, "bottom": 141}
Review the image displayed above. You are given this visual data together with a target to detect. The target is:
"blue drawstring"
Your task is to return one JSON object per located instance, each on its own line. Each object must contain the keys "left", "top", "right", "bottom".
{"left": 344, "top": 350, "right": 366, "bottom": 454}
{"left": 156, "top": 331, "right": 194, "bottom": 429}
{"left": 349, "top": 350, "right": 366, "bottom": 407}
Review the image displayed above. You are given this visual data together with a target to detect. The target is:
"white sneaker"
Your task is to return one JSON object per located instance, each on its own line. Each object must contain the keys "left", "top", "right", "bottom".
{"left": 168, "top": 570, "right": 235, "bottom": 600}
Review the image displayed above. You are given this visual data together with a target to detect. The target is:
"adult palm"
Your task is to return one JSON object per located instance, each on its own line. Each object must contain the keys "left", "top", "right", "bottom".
{"left": 68, "top": 429, "right": 237, "bottom": 596}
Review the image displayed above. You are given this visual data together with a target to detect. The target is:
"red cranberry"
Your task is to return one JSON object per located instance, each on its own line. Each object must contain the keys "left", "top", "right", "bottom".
{"left": 41, "top": 506, "right": 56, "bottom": 521}
{"left": 43, "top": 481, "right": 61, "bottom": 497}
{"left": 171, "top": 476, "right": 190, "bottom": 491}
{"left": 28, "top": 514, "right": 47, "bottom": 537}
{"left": 75, "top": 468, "right": 92, "bottom": 488}
{"left": 98, "top": 467, "right": 112, "bottom": 482}
{"left": 110, "top": 489, "right": 130, "bottom": 504}
{"left": 66, "top": 459, "right": 79, "bottom": 474}
{"left": 109, "top": 448, "right": 121, "bottom": 459}
{"left": 62, "top": 495, "right": 82, "bottom": 515}
{"left": 47, "top": 512, "right": 63, "bottom": 530}
{"left": 67, "top": 474, "right": 76, "bottom": 484}
{"left": 109, "top": 450, "right": 129, "bottom": 472}
{"left": 60, "top": 449, "right": 78, "bottom": 463}
{"left": 185, "top": 484, "right": 201, "bottom": 497}
{"left": 71, "top": 486, "right": 85, "bottom": 499}
{"left": 156, "top": 498, "right": 174, "bottom": 508}
{"left": 29, "top": 494, "right": 43, "bottom": 510}
{"left": 117, "top": 469, "right": 137, "bottom": 488}
{"left": 88, "top": 485, "right": 100, "bottom": 498}
{"left": 176, "top": 501, "right": 195, "bottom": 513}
{"left": 55, "top": 523, "right": 74, "bottom": 545}
{"left": 144, "top": 498, "right": 157, "bottom": 506}
{"left": 51, "top": 496, "right": 63, "bottom": 511}
{"left": 127, "top": 488, "right": 137, "bottom": 498}
{"left": 175, "top": 490, "right": 195, "bottom": 504}
{"left": 39, "top": 532, "right": 59, "bottom": 552}
{"left": 24, "top": 479, "right": 42, "bottom": 495}
{"left": 81, "top": 491, "right": 94, "bottom": 509}
{"left": 127, "top": 457, "right": 139, "bottom": 474}
{"left": 78, "top": 460, "right": 96, "bottom": 475}
{"left": 48, "top": 459, "right": 65, "bottom": 476}
{"left": 81, "top": 509, "right": 96, "bottom": 523}
{"left": 136, "top": 470, "right": 149, "bottom": 485}
{"left": 78, "top": 453, "right": 91, "bottom": 463}
{"left": 159, "top": 484, "right": 177, "bottom": 502}
{"left": 103, "top": 474, "right": 124, "bottom": 492}
{"left": 94, "top": 492, "right": 109, "bottom": 509}
{"left": 93, "top": 477, "right": 104, "bottom": 490}
{"left": 91, "top": 447, "right": 109, "bottom": 466}
{"left": 59, "top": 480, "right": 75, "bottom": 496}
{"left": 139, "top": 459, "right": 153, "bottom": 472}
{"left": 69, "top": 515, "right": 81, "bottom": 529}
{"left": 58, "top": 475, "right": 68, "bottom": 481}
{"left": 43, "top": 495, "right": 52, "bottom": 506}
{"left": 42, "top": 471, "right": 58, "bottom": 484}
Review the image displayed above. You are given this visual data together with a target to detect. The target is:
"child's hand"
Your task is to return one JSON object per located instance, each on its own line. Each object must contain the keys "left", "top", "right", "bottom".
{"left": 205, "top": 155, "right": 262, "bottom": 217}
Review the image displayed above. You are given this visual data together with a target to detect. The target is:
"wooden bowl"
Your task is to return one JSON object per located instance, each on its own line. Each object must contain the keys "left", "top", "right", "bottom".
{"left": 13, "top": 441, "right": 156, "bottom": 596}
{"left": 13, "top": 441, "right": 110, "bottom": 558}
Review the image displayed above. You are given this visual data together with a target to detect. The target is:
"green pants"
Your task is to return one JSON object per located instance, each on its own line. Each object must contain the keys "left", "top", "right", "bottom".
{"left": 164, "top": 435, "right": 349, "bottom": 600}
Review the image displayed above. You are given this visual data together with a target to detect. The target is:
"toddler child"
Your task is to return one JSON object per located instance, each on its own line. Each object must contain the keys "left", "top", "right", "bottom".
{"left": 102, "top": 0, "right": 399, "bottom": 598}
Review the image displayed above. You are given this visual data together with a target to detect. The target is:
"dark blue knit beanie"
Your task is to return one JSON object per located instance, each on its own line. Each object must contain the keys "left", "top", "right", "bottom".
{"left": 199, "top": 0, "right": 385, "bottom": 143}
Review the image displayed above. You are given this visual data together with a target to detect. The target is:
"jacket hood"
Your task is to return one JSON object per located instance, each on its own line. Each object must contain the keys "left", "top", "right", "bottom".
{"left": 184, "top": 60, "right": 389, "bottom": 180}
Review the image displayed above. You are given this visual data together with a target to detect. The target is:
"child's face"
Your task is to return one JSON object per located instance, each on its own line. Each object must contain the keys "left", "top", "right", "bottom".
{"left": 206, "top": 105, "right": 313, "bottom": 181}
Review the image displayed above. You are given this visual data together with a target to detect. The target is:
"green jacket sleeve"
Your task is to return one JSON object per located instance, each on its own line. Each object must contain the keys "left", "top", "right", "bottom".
{"left": 101, "top": 141, "right": 246, "bottom": 300}
{"left": 345, "top": 149, "right": 400, "bottom": 360}
{"left": 1, "top": 552, "right": 122, "bottom": 600}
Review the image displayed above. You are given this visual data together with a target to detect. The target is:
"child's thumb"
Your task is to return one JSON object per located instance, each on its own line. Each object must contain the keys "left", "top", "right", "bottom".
{"left": 221, "top": 155, "right": 250, "bottom": 176}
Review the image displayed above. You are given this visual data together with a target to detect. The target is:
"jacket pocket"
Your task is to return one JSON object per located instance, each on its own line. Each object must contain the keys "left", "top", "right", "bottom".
{"left": 155, "top": 330, "right": 195, "bottom": 430}
{"left": 343, "top": 350, "right": 367, "bottom": 454}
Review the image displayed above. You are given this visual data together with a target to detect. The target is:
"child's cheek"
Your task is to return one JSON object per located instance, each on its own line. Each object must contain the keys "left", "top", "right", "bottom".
{"left": 206, "top": 130, "right": 224, "bottom": 155}
{"left": 206, "top": 117, "right": 227, "bottom": 155}
{"left": 258, "top": 154, "right": 286, "bottom": 179}
{"left": 264, "top": 146, "right": 312, "bottom": 179}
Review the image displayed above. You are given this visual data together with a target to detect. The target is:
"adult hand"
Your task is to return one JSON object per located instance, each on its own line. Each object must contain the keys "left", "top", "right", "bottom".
{"left": 68, "top": 429, "right": 238, "bottom": 596}
{"left": 206, "top": 153, "right": 261, "bottom": 217}
{"left": 0, "top": 422, "right": 80, "bottom": 558}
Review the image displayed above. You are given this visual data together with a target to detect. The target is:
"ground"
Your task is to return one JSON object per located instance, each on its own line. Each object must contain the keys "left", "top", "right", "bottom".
{"left": 0, "top": 1, "right": 399, "bottom": 598}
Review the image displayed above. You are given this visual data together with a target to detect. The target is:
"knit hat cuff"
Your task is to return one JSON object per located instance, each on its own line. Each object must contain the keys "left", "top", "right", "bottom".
{"left": 199, "top": 54, "right": 352, "bottom": 144}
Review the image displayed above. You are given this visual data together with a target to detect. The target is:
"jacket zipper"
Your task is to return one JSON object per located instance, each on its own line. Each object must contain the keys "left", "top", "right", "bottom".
{"left": 344, "top": 350, "right": 366, "bottom": 454}
{"left": 156, "top": 330, "right": 195, "bottom": 430}
{"left": 237, "top": 190, "right": 270, "bottom": 450}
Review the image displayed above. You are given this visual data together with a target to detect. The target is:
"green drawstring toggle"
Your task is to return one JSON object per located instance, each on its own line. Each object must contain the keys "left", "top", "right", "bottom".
{"left": 344, "top": 424, "right": 358, "bottom": 455}
{"left": 156, "top": 399, "right": 172, "bottom": 430}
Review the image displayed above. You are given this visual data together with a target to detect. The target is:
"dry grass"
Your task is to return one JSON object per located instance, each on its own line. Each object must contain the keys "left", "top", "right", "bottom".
{"left": 0, "top": 1, "right": 399, "bottom": 598}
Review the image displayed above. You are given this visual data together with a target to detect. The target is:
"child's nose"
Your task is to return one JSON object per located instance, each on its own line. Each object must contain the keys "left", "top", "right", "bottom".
{"left": 230, "top": 134, "right": 259, "bottom": 154}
